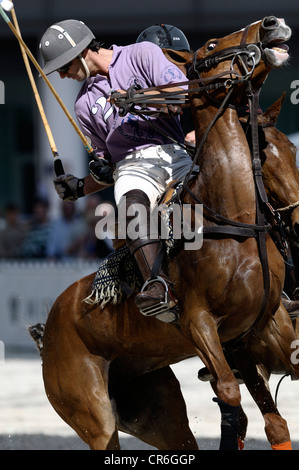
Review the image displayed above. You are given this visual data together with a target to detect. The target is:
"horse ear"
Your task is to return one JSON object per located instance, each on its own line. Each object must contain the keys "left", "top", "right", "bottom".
{"left": 261, "top": 91, "right": 286, "bottom": 125}
{"left": 162, "top": 48, "right": 193, "bottom": 66}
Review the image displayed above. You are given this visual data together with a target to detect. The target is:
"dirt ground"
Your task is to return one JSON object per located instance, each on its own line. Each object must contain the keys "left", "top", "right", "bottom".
{"left": 0, "top": 351, "right": 298, "bottom": 451}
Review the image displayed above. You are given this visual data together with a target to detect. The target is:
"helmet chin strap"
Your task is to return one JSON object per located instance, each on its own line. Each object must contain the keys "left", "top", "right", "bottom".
{"left": 79, "top": 54, "right": 90, "bottom": 78}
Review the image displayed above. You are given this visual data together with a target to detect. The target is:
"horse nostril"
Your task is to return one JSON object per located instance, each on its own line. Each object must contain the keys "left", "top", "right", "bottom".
{"left": 262, "top": 16, "right": 279, "bottom": 30}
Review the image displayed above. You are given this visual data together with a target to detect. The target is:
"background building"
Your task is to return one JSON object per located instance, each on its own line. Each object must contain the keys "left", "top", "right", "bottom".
{"left": 0, "top": 0, "right": 298, "bottom": 215}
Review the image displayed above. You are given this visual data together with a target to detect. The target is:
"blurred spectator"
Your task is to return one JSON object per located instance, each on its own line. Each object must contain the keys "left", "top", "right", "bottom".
{"left": 46, "top": 201, "right": 83, "bottom": 260}
{"left": 68, "top": 195, "right": 114, "bottom": 259}
{"left": 0, "top": 203, "right": 29, "bottom": 259}
{"left": 20, "top": 198, "right": 52, "bottom": 259}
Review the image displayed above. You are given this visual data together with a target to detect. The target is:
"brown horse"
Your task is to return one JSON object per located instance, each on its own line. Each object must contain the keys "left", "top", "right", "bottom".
{"left": 231, "top": 94, "right": 299, "bottom": 448}
{"left": 182, "top": 17, "right": 299, "bottom": 449}
{"left": 196, "top": 92, "right": 299, "bottom": 448}
{"left": 166, "top": 38, "right": 299, "bottom": 447}
{"left": 32, "top": 17, "right": 296, "bottom": 450}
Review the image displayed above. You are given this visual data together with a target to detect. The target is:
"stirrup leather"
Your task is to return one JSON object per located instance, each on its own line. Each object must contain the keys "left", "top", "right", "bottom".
{"left": 138, "top": 276, "right": 179, "bottom": 323}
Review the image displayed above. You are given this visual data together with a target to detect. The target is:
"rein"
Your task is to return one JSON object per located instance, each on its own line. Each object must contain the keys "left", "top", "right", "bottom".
{"left": 111, "top": 44, "right": 260, "bottom": 159}
{"left": 276, "top": 200, "right": 299, "bottom": 213}
{"left": 181, "top": 37, "right": 270, "bottom": 234}
{"left": 111, "top": 42, "right": 261, "bottom": 117}
{"left": 247, "top": 86, "right": 271, "bottom": 340}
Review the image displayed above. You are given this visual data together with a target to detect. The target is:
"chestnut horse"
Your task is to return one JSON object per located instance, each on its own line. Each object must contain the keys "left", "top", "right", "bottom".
{"left": 182, "top": 16, "right": 299, "bottom": 449}
{"left": 195, "top": 92, "right": 299, "bottom": 448}
{"left": 228, "top": 94, "right": 299, "bottom": 448}
{"left": 165, "top": 33, "right": 299, "bottom": 447}
{"left": 31, "top": 17, "right": 297, "bottom": 450}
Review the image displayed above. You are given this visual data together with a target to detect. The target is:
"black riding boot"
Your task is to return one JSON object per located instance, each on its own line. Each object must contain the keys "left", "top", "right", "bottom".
{"left": 120, "top": 189, "right": 178, "bottom": 323}
{"left": 132, "top": 241, "right": 178, "bottom": 322}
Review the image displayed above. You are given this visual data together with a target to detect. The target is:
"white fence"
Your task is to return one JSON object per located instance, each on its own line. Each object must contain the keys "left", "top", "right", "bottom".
{"left": 0, "top": 260, "right": 99, "bottom": 350}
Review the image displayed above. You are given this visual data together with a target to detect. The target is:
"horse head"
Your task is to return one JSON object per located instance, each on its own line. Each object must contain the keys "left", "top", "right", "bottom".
{"left": 191, "top": 16, "right": 291, "bottom": 105}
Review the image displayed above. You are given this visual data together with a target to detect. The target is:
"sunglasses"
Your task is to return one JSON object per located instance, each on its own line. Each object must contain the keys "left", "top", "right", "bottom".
{"left": 57, "top": 59, "right": 74, "bottom": 73}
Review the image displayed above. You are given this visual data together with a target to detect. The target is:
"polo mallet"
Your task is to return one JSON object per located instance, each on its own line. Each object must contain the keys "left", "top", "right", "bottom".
{"left": 7, "top": 1, "right": 64, "bottom": 176}
{"left": 0, "top": 1, "right": 101, "bottom": 168}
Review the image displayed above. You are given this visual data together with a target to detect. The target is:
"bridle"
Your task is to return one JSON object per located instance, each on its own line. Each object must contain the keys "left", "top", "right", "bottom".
{"left": 183, "top": 31, "right": 265, "bottom": 191}
{"left": 191, "top": 42, "right": 263, "bottom": 82}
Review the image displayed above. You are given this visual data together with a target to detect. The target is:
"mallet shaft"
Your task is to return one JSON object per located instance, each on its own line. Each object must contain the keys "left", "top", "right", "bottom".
{"left": 9, "top": 5, "right": 64, "bottom": 175}
{"left": 0, "top": 5, "right": 95, "bottom": 158}
{"left": 11, "top": 8, "right": 56, "bottom": 153}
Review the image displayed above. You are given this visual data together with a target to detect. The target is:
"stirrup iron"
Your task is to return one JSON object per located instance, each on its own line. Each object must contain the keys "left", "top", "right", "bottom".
{"left": 139, "top": 276, "right": 179, "bottom": 323}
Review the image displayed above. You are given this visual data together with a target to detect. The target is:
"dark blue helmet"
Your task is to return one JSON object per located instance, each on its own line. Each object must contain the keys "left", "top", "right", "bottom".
{"left": 136, "top": 24, "right": 190, "bottom": 52}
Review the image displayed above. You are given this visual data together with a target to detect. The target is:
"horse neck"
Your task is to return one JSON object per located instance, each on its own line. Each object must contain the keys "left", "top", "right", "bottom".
{"left": 192, "top": 99, "right": 257, "bottom": 224}
{"left": 264, "top": 126, "right": 299, "bottom": 209}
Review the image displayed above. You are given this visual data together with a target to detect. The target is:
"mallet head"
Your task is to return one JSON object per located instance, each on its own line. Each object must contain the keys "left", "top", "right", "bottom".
{"left": 0, "top": 0, "right": 14, "bottom": 12}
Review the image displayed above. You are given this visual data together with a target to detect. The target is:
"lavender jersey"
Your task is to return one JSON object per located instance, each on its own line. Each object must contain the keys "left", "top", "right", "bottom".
{"left": 75, "top": 42, "right": 186, "bottom": 163}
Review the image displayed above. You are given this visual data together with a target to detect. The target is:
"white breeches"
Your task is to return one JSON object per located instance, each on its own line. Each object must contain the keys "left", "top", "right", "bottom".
{"left": 113, "top": 144, "right": 194, "bottom": 208}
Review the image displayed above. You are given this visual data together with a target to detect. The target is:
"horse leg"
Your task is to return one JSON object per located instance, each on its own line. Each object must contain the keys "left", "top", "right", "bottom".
{"left": 197, "top": 362, "right": 248, "bottom": 447}
{"left": 258, "top": 304, "right": 299, "bottom": 378}
{"left": 109, "top": 364, "right": 198, "bottom": 450}
{"left": 232, "top": 347, "right": 292, "bottom": 450}
{"left": 42, "top": 325, "right": 120, "bottom": 450}
{"left": 183, "top": 309, "right": 241, "bottom": 407}
{"left": 209, "top": 377, "right": 247, "bottom": 450}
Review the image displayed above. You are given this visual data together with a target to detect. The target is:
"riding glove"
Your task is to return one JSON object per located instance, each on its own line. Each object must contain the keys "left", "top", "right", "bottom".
{"left": 89, "top": 159, "right": 114, "bottom": 185}
{"left": 53, "top": 174, "right": 85, "bottom": 202}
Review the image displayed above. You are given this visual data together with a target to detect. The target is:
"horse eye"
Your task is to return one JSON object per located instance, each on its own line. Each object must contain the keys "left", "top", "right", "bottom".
{"left": 207, "top": 42, "right": 217, "bottom": 51}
